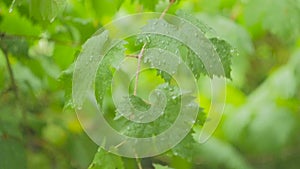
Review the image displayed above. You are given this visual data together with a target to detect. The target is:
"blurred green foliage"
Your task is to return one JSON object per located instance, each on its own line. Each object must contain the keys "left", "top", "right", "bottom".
{"left": 0, "top": 0, "right": 300, "bottom": 169}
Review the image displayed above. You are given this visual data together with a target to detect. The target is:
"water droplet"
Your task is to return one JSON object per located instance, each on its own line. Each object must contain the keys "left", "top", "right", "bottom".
{"left": 77, "top": 106, "right": 82, "bottom": 110}
{"left": 50, "top": 17, "right": 55, "bottom": 23}
{"left": 89, "top": 55, "right": 94, "bottom": 61}
{"left": 172, "top": 96, "right": 176, "bottom": 100}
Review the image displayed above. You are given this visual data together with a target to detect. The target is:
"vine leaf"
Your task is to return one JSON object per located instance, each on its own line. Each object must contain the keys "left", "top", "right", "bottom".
{"left": 115, "top": 84, "right": 181, "bottom": 138}
{"left": 95, "top": 41, "right": 126, "bottom": 106}
{"left": 175, "top": 10, "right": 216, "bottom": 37}
{"left": 114, "top": 84, "right": 204, "bottom": 138}
{"left": 209, "top": 38, "right": 235, "bottom": 79}
{"left": 88, "top": 148, "right": 124, "bottom": 169}
{"left": 128, "top": 95, "right": 151, "bottom": 111}
{"left": 138, "top": 13, "right": 235, "bottom": 81}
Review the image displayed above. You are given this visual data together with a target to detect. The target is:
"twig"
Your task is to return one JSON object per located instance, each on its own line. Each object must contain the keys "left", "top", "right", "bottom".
{"left": 0, "top": 32, "right": 79, "bottom": 47}
{"left": 134, "top": 43, "right": 147, "bottom": 96}
{"left": 135, "top": 154, "right": 143, "bottom": 169}
{"left": 159, "top": 0, "right": 176, "bottom": 19}
{"left": 126, "top": 54, "right": 139, "bottom": 58}
{"left": 3, "top": 49, "right": 18, "bottom": 99}
{"left": 114, "top": 140, "right": 127, "bottom": 149}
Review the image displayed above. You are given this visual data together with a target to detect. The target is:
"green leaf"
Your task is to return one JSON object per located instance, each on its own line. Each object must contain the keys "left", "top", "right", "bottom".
{"left": 137, "top": 34, "right": 202, "bottom": 82}
{"left": 139, "top": 0, "right": 159, "bottom": 10}
{"left": 196, "top": 14, "right": 254, "bottom": 56}
{"left": 86, "top": 0, "right": 125, "bottom": 19}
{"left": 223, "top": 66, "right": 297, "bottom": 153}
{"left": 209, "top": 38, "right": 235, "bottom": 79}
{"left": 128, "top": 95, "right": 151, "bottom": 111}
{"left": 192, "top": 127, "right": 253, "bottom": 169}
{"left": 88, "top": 148, "right": 124, "bottom": 169}
{"left": 95, "top": 41, "right": 126, "bottom": 106}
{"left": 195, "top": 13, "right": 254, "bottom": 86}
{"left": 243, "top": 0, "right": 300, "bottom": 41}
{"left": 139, "top": 16, "right": 234, "bottom": 80}
{"left": 176, "top": 10, "right": 216, "bottom": 37}
{"left": 115, "top": 84, "right": 179, "bottom": 137}
{"left": 73, "top": 30, "right": 112, "bottom": 107}
{"left": 142, "top": 44, "right": 181, "bottom": 81}
{"left": 0, "top": 8, "right": 42, "bottom": 36}
{"left": 114, "top": 83, "right": 204, "bottom": 138}
{"left": 0, "top": 36, "right": 29, "bottom": 58}
{"left": 68, "top": 134, "right": 98, "bottom": 169}
{"left": 153, "top": 163, "right": 174, "bottom": 169}
{"left": 29, "top": 0, "right": 67, "bottom": 21}
{"left": 172, "top": 133, "right": 201, "bottom": 162}
{"left": 0, "top": 138, "right": 27, "bottom": 169}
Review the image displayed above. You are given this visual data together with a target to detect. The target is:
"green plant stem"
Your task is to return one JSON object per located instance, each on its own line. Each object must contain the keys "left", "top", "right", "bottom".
{"left": 126, "top": 54, "right": 139, "bottom": 58}
{"left": 159, "top": 0, "right": 176, "bottom": 19}
{"left": 3, "top": 49, "right": 18, "bottom": 99}
{"left": 136, "top": 155, "right": 143, "bottom": 169}
{"left": 134, "top": 43, "right": 147, "bottom": 96}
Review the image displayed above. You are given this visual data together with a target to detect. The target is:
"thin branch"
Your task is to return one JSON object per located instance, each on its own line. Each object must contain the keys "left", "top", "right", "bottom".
{"left": 0, "top": 32, "right": 79, "bottom": 47}
{"left": 159, "top": 0, "right": 176, "bottom": 19}
{"left": 126, "top": 54, "right": 139, "bottom": 58}
{"left": 3, "top": 49, "right": 18, "bottom": 98}
{"left": 114, "top": 140, "right": 127, "bottom": 149}
{"left": 135, "top": 154, "right": 143, "bottom": 169}
{"left": 134, "top": 43, "right": 147, "bottom": 96}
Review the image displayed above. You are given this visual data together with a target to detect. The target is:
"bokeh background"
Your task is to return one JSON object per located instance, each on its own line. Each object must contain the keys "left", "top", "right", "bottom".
{"left": 0, "top": 0, "right": 300, "bottom": 169}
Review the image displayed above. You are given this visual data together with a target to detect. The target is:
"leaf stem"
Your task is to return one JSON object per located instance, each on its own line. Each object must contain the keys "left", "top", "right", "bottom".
{"left": 3, "top": 49, "right": 18, "bottom": 99}
{"left": 159, "top": 0, "right": 176, "bottom": 19}
{"left": 134, "top": 43, "right": 147, "bottom": 96}
{"left": 126, "top": 54, "right": 139, "bottom": 58}
{"left": 135, "top": 154, "right": 143, "bottom": 169}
